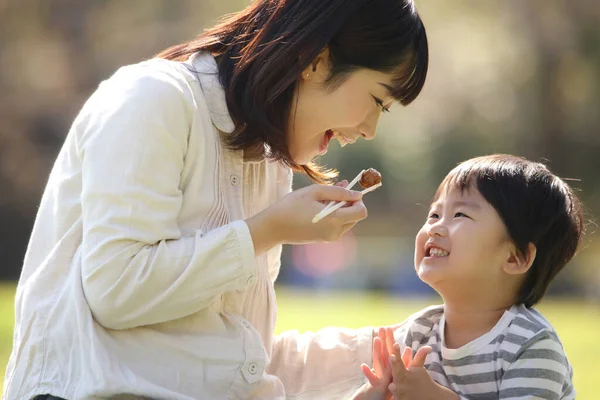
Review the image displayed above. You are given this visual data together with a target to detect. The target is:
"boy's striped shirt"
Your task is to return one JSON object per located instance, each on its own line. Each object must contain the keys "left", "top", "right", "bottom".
{"left": 397, "top": 304, "right": 575, "bottom": 399}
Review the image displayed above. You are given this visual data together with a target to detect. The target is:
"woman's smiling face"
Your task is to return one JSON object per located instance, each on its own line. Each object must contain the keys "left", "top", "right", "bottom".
{"left": 288, "top": 49, "right": 397, "bottom": 165}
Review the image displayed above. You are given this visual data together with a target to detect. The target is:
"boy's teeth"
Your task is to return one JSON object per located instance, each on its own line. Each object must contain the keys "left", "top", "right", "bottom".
{"left": 429, "top": 247, "right": 449, "bottom": 257}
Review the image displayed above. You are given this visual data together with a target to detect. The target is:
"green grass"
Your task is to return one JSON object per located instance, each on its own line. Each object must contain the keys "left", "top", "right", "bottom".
{"left": 0, "top": 283, "right": 15, "bottom": 392}
{"left": 275, "top": 288, "right": 599, "bottom": 399}
{"left": 0, "top": 284, "right": 598, "bottom": 398}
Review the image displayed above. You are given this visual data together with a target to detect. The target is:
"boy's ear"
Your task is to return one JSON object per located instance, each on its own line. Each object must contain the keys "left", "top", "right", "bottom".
{"left": 503, "top": 242, "right": 536, "bottom": 275}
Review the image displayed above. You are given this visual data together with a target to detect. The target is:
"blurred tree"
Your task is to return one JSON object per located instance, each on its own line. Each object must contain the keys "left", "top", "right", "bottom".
{"left": 0, "top": 1, "right": 598, "bottom": 292}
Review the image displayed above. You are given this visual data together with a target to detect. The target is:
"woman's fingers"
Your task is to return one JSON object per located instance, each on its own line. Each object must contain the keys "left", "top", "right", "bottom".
{"left": 335, "top": 200, "right": 368, "bottom": 222}
{"left": 378, "top": 327, "right": 388, "bottom": 368}
{"left": 385, "top": 327, "right": 396, "bottom": 358}
{"left": 313, "top": 184, "right": 363, "bottom": 203}
{"left": 336, "top": 201, "right": 368, "bottom": 235}
{"left": 266, "top": 183, "right": 370, "bottom": 244}
{"left": 361, "top": 363, "right": 380, "bottom": 387}
{"left": 372, "top": 337, "right": 385, "bottom": 374}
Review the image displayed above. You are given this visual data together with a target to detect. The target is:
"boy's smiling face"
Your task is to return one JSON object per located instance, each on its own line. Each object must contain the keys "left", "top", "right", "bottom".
{"left": 414, "top": 186, "right": 517, "bottom": 301}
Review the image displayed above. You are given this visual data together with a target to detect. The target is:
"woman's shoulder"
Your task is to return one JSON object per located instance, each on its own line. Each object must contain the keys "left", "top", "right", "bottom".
{"left": 72, "top": 58, "right": 201, "bottom": 154}
{"left": 72, "top": 58, "right": 204, "bottom": 136}
{"left": 97, "top": 58, "right": 198, "bottom": 103}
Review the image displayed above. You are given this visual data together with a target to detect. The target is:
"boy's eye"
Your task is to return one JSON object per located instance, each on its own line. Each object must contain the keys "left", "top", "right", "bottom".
{"left": 373, "top": 96, "right": 391, "bottom": 113}
{"left": 455, "top": 212, "right": 469, "bottom": 218}
{"left": 428, "top": 213, "right": 439, "bottom": 219}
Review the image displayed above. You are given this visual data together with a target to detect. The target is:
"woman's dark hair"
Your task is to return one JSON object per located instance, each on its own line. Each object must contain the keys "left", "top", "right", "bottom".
{"left": 157, "top": 0, "right": 428, "bottom": 183}
{"left": 433, "top": 154, "right": 584, "bottom": 307}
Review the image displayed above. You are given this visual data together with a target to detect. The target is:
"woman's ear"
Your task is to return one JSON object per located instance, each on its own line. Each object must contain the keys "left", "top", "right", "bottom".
{"left": 503, "top": 242, "right": 537, "bottom": 275}
{"left": 301, "top": 47, "right": 331, "bottom": 81}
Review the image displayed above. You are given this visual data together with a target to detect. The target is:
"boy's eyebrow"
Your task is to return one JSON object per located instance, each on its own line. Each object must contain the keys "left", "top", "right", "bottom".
{"left": 429, "top": 200, "right": 482, "bottom": 210}
{"left": 452, "top": 200, "right": 481, "bottom": 209}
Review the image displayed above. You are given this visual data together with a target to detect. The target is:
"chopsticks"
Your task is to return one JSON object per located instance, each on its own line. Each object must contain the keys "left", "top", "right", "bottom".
{"left": 311, "top": 169, "right": 382, "bottom": 223}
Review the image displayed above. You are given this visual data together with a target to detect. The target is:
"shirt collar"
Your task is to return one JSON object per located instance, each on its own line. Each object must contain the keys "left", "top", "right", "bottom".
{"left": 188, "top": 52, "right": 235, "bottom": 134}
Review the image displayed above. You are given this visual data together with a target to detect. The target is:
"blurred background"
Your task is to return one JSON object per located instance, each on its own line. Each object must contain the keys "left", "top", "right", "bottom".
{"left": 0, "top": 0, "right": 599, "bottom": 398}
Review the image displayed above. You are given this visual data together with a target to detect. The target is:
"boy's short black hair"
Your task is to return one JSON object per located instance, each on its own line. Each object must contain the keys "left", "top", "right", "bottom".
{"left": 433, "top": 154, "right": 584, "bottom": 307}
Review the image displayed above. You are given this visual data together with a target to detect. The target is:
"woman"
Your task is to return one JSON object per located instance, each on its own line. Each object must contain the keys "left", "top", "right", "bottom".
{"left": 4, "top": 0, "right": 428, "bottom": 398}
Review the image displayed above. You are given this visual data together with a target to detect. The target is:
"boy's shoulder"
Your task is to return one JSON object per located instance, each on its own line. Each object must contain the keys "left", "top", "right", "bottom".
{"left": 501, "top": 304, "right": 565, "bottom": 357}
{"left": 505, "top": 304, "right": 560, "bottom": 341}
{"left": 500, "top": 305, "right": 574, "bottom": 397}
{"left": 395, "top": 304, "right": 444, "bottom": 346}
{"left": 408, "top": 304, "right": 445, "bottom": 328}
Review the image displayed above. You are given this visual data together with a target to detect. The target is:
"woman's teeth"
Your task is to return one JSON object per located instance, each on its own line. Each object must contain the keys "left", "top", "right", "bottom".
{"left": 320, "top": 130, "right": 354, "bottom": 155}
{"left": 332, "top": 131, "right": 354, "bottom": 147}
{"left": 429, "top": 247, "right": 449, "bottom": 257}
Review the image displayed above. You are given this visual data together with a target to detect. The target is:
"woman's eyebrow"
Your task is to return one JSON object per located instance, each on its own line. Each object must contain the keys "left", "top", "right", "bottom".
{"left": 378, "top": 82, "right": 393, "bottom": 95}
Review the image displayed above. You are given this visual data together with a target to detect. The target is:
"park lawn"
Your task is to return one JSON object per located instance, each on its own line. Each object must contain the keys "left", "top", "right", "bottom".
{"left": 275, "top": 288, "right": 598, "bottom": 399}
{"left": 0, "top": 284, "right": 597, "bottom": 398}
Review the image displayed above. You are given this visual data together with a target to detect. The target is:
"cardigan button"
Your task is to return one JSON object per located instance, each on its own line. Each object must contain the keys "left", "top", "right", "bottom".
{"left": 248, "top": 362, "right": 258, "bottom": 375}
{"left": 230, "top": 174, "right": 240, "bottom": 186}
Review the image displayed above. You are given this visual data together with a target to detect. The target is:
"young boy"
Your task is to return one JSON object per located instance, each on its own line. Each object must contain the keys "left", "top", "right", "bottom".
{"left": 352, "top": 154, "right": 582, "bottom": 400}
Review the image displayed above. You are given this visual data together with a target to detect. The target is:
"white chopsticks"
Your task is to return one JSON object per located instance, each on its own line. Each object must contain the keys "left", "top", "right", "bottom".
{"left": 311, "top": 170, "right": 382, "bottom": 223}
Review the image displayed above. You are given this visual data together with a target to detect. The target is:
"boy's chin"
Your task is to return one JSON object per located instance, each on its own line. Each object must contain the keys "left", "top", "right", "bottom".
{"left": 416, "top": 266, "right": 445, "bottom": 290}
{"left": 416, "top": 267, "right": 432, "bottom": 284}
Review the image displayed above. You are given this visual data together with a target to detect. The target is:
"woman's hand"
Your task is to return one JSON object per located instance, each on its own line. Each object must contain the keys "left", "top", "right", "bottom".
{"left": 246, "top": 182, "right": 367, "bottom": 255}
{"left": 358, "top": 327, "right": 395, "bottom": 400}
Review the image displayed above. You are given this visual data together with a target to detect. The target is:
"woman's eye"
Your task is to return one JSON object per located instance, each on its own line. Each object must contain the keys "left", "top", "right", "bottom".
{"left": 373, "top": 96, "right": 391, "bottom": 113}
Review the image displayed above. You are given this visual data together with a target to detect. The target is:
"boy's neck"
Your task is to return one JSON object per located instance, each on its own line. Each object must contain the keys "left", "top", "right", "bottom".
{"left": 442, "top": 302, "right": 512, "bottom": 349}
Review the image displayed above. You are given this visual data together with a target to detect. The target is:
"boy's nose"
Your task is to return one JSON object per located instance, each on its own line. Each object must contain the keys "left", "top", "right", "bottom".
{"left": 427, "top": 222, "right": 448, "bottom": 237}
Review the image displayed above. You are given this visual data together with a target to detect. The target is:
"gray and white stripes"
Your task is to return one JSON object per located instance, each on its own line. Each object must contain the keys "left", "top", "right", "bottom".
{"left": 398, "top": 304, "right": 575, "bottom": 399}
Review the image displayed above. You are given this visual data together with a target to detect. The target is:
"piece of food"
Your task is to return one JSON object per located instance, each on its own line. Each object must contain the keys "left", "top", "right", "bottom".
{"left": 359, "top": 168, "right": 382, "bottom": 188}
{"left": 312, "top": 168, "right": 382, "bottom": 223}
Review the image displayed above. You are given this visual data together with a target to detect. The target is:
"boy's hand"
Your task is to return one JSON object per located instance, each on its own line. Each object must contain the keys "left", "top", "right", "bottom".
{"left": 388, "top": 344, "right": 459, "bottom": 400}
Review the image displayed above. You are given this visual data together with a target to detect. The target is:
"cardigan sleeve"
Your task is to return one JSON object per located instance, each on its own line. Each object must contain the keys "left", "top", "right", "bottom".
{"left": 265, "top": 314, "right": 416, "bottom": 398}
{"left": 77, "top": 62, "right": 258, "bottom": 330}
{"left": 266, "top": 326, "right": 374, "bottom": 398}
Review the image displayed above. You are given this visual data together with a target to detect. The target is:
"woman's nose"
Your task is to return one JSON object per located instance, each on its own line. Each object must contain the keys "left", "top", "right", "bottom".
{"left": 360, "top": 129, "right": 376, "bottom": 140}
{"left": 358, "top": 110, "right": 381, "bottom": 141}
